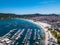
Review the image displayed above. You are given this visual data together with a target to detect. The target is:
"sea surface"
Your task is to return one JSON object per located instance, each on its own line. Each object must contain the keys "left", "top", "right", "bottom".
{"left": 0, "top": 19, "right": 44, "bottom": 45}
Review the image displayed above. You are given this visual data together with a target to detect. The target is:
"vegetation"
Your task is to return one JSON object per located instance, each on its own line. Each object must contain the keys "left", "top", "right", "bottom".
{"left": 48, "top": 28, "right": 52, "bottom": 30}
{"left": 0, "top": 13, "right": 60, "bottom": 20}
{"left": 48, "top": 28, "right": 60, "bottom": 44}
{"left": 50, "top": 30, "right": 57, "bottom": 38}
{"left": 57, "top": 34, "right": 60, "bottom": 44}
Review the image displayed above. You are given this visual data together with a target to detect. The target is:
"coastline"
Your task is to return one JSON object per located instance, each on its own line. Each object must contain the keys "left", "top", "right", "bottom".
{"left": 27, "top": 19, "right": 57, "bottom": 45}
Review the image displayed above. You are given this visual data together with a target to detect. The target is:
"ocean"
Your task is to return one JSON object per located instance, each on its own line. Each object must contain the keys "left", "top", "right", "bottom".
{"left": 0, "top": 19, "right": 44, "bottom": 45}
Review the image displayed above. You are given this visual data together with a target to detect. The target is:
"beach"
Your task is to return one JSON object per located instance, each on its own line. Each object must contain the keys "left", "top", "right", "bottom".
{"left": 29, "top": 20, "right": 57, "bottom": 45}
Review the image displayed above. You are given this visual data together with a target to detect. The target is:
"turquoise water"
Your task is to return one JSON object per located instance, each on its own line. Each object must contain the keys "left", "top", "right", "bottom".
{"left": 0, "top": 19, "right": 44, "bottom": 45}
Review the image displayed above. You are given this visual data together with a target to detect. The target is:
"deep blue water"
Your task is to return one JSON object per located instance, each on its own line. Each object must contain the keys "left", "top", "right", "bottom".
{"left": 0, "top": 19, "right": 43, "bottom": 36}
{"left": 0, "top": 19, "right": 44, "bottom": 45}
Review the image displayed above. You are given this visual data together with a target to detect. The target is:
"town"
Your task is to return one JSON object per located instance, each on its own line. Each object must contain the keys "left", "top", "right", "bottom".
{"left": 0, "top": 13, "right": 60, "bottom": 45}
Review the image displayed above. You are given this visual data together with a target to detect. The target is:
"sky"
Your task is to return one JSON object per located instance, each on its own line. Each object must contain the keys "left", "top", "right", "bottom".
{"left": 0, "top": 0, "right": 60, "bottom": 14}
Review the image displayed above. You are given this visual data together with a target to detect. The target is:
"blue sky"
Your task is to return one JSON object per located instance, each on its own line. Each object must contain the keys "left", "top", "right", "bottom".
{"left": 0, "top": 0, "right": 60, "bottom": 14}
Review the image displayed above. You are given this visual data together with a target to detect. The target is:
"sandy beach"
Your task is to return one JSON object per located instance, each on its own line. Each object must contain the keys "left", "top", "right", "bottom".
{"left": 28, "top": 20, "right": 57, "bottom": 45}
{"left": 18, "top": 19, "right": 57, "bottom": 45}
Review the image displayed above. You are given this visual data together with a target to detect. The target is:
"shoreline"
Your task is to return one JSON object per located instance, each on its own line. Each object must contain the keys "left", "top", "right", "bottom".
{"left": 27, "top": 19, "right": 57, "bottom": 45}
